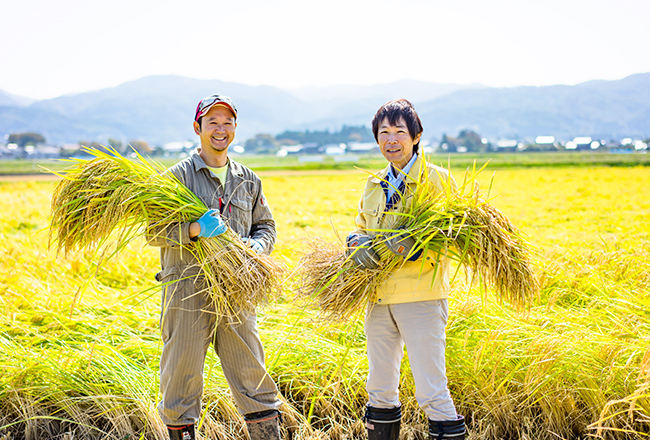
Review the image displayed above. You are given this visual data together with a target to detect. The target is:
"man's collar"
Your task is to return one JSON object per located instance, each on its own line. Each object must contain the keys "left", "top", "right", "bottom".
{"left": 405, "top": 154, "right": 423, "bottom": 181}
{"left": 227, "top": 158, "right": 245, "bottom": 177}
{"left": 400, "top": 152, "right": 419, "bottom": 176}
{"left": 190, "top": 151, "right": 209, "bottom": 173}
{"left": 370, "top": 164, "right": 391, "bottom": 184}
{"left": 371, "top": 154, "right": 422, "bottom": 184}
{"left": 191, "top": 151, "right": 244, "bottom": 177}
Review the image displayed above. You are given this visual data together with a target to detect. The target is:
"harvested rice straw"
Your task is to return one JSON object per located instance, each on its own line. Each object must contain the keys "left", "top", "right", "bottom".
{"left": 48, "top": 146, "right": 284, "bottom": 317}
{"left": 298, "top": 159, "right": 537, "bottom": 320}
{"left": 297, "top": 238, "right": 393, "bottom": 321}
{"left": 398, "top": 161, "right": 538, "bottom": 307}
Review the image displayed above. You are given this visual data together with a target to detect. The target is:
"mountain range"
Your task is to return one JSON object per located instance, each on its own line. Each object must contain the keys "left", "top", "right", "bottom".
{"left": 1, "top": 73, "right": 648, "bottom": 146}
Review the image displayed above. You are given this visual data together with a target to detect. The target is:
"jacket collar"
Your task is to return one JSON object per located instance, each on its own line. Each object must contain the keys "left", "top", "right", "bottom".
{"left": 227, "top": 158, "right": 246, "bottom": 178}
{"left": 189, "top": 151, "right": 245, "bottom": 180}
{"left": 370, "top": 154, "right": 423, "bottom": 184}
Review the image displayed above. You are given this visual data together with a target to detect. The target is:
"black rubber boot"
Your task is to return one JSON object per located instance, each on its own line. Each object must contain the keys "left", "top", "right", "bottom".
{"left": 428, "top": 415, "right": 466, "bottom": 439}
{"left": 363, "top": 405, "right": 401, "bottom": 440}
{"left": 245, "top": 409, "right": 281, "bottom": 440}
{"left": 167, "top": 424, "right": 195, "bottom": 440}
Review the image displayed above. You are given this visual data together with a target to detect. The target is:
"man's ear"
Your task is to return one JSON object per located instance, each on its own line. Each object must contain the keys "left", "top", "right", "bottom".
{"left": 193, "top": 120, "right": 201, "bottom": 135}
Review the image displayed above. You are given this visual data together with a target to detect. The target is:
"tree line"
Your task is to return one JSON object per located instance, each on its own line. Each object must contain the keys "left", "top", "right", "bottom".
{"left": 244, "top": 125, "right": 375, "bottom": 154}
{"left": 5, "top": 127, "right": 649, "bottom": 155}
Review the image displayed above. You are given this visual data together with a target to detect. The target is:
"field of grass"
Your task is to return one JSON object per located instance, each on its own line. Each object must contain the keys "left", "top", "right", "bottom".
{"left": 1, "top": 163, "right": 649, "bottom": 439}
{"left": 1, "top": 151, "right": 650, "bottom": 176}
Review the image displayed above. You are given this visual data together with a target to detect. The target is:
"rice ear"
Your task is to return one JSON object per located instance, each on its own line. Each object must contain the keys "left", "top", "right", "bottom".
{"left": 298, "top": 157, "right": 538, "bottom": 319}
{"left": 48, "top": 145, "right": 285, "bottom": 318}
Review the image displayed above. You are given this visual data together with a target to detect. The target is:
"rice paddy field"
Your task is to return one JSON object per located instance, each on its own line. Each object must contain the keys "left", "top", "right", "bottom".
{"left": 1, "top": 162, "right": 649, "bottom": 439}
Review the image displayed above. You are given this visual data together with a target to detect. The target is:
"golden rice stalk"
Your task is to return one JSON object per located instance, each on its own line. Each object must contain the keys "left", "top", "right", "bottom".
{"left": 298, "top": 159, "right": 538, "bottom": 320}
{"left": 198, "top": 232, "right": 285, "bottom": 316}
{"left": 402, "top": 168, "right": 539, "bottom": 307}
{"left": 48, "top": 146, "right": 284, "bottom": 317}
{"left": 296, "top": 238, "right": 394, "bottom": 321}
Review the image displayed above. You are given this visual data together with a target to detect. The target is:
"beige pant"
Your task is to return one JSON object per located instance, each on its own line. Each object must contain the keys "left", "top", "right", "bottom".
{"left": 157, "top": 276, "right": 281, "bottom": 425}
{"left": 364, "top": 299, "right": 457, "bottom": 420}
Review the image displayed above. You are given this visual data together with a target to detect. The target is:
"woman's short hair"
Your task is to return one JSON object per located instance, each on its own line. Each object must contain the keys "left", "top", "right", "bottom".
{"left": 371, "top": 99, "right": 424, "bottom": 153}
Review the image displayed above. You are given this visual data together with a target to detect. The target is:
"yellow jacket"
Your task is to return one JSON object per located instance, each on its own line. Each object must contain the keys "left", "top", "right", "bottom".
{"left": 353, "top": 155, "right": 457, "bottom": 305}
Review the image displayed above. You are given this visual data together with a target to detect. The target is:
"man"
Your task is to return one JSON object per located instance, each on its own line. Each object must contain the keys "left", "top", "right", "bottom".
{"left": 347, "top": 99, "right": 466, "bottom": 440}
{"left": 147, "top": 94, "right": 282, "bottom": 440}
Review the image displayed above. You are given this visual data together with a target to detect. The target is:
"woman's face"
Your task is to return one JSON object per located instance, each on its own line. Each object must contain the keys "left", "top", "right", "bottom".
{"left": 377, "top": 117, "right": 421, "bottom": 169}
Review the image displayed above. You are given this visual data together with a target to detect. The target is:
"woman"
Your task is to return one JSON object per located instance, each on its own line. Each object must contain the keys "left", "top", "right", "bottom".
{"left": 347, "top": 99, "right": 466, "bottom": 440}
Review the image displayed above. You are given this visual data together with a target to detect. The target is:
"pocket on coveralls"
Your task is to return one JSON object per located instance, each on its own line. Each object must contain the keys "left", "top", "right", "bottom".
{"left": 229, "top": 198, "right": 253, "bottom": 233}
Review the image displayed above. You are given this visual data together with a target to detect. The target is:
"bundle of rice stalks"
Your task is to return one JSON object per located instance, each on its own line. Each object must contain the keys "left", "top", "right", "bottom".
{"left": 297, "top": 238, "right": 394, "bottom": 321}
{"left": 298, "top": 160, "right": 538, "bottom": 321}
{"left": 404, "top": 163, "right": 538, "bottom": 306}
{"left": 48, "top": 146, "right": 284, "bottom": 317}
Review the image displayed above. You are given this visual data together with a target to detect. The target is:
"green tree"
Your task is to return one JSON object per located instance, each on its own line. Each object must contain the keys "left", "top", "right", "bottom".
{"left": 456, "top": 129, "right": 485, "bottom": 152}
{"left": 245, "top": 134, "right": 277, "bottom": 154}
{"left": 440, "top": 133, "right": 458, "bottom": 152}
{"left": 273, "top": 125, "right": 373, "bottom": 146}
{"left": 8, "top": 132, "right": 46, "bottom": 147}
{"left": 129, "top": 140, "right": 152, "bottom": 154}
{"left": 339, "top": 125, "right": 374, "bottom": 143}
{"left": 108, "top": 138, "right": 124, "bottom": 153}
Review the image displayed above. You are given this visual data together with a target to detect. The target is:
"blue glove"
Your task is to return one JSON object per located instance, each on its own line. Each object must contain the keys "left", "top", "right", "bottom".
{"left": 196, "top": 209, "right": 227, "bottom": 238}
{"left": 346, "top": 233, "right": 380, "bottom": 269}
{"left": 241, "top": 237, "right": 264, "bottom": 254}
{"left": 385, "top": 229, "right": 423, "bottom": 261}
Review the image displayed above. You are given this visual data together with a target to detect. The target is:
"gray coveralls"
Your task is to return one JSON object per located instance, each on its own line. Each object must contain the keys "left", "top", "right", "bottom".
{"left": 147, "top": 152, "right": 281, "bottom": 426}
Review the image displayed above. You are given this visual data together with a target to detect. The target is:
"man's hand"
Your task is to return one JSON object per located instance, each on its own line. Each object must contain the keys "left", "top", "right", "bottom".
{"left": 346, "top": 233, "right": 380, "bottom": 269}
{"left": 241, "top": 237, "right": 264, "bottom": 254}
{"left": 196, "top": 209, "right": 227, "bottom": 238}
{"left": 385, "top": 229, "right": 422, "bottom": 261}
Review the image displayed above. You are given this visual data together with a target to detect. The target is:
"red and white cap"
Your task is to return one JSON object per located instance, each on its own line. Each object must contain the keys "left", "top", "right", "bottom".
{"left": 194, "top": 94, "right": 237, "bottom": 121}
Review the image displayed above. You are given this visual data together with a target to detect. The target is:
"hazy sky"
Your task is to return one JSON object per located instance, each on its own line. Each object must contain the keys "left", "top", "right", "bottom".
{"left": 1, "top": 0, "right": 649, "bottom": 100}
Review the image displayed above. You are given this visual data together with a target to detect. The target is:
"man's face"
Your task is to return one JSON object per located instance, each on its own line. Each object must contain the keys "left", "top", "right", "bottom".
{"left": 193, "top": 105, "right": 237, "bottom": 153}
{"left": 377, "top": 117, "right": 420, "bottom": 169}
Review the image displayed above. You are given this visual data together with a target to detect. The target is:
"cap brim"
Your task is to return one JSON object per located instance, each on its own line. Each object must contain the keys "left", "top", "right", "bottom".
{"left": 196, "top": 102, "right": 237, "bottom": 121}
{"left": 213, "top": 102, "right": 237, "bottom": 117}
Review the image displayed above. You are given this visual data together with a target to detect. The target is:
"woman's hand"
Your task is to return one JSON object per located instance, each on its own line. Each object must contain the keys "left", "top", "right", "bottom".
{"left": 346, "top": 233, "right": 380, "bottom": 269}
{"left": 385, "top": 230, "right": 423, "bottom": 261}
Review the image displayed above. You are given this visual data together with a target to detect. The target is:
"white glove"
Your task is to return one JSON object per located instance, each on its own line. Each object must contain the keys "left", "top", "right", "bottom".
{"left": 241, "top": 237, "right": 264, "bottom": 254}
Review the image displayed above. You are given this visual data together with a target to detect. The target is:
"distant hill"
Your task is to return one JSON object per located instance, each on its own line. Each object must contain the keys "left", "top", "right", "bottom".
{"left": 0, "top": 74, "right": 648, "bottom": 145}
{"left": 415, "top": 73, "right": 650, "bottom": 140}
{"left": 286, "top": 80, "right": 486, "bottom": 118}
{"left": 27, "top": 76, "right": 315, "bottom": 145}
{"left": 0, "top": 89, "right": 34, "bottom": 107}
